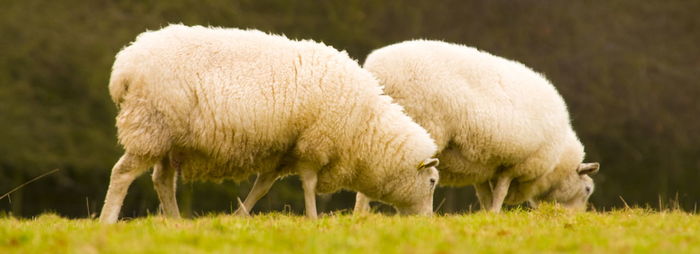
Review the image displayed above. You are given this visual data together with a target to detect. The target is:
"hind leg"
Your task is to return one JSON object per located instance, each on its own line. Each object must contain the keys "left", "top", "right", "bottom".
{"left": 99, "top": 153, "right": 156, "bottom": 223}
{"left": 152, "top": 156, "right": 180, "bottom": 218}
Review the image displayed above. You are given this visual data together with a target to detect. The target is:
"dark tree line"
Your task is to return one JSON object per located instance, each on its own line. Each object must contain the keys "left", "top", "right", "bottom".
{"left": 1, "top": 0, "right": 698, "bottom": 217}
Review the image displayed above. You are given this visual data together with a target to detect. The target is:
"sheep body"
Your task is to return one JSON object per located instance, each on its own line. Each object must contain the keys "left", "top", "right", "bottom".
{"left": 100, "top": 25, "right": 440, "bottom": 223}
{"left": 360, "top": 40, "right": 598, "bottom": 211}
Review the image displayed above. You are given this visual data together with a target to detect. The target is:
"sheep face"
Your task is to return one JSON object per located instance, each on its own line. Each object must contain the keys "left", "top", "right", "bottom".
{"left": 388, "top": 158, "right": 440, "bottom": 215}
{"left": 530, "top": 162, "right": 599, "bottom": 211}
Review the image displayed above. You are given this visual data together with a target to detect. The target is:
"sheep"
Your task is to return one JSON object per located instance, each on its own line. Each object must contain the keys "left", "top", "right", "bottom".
{"left": 98, "top": 25, "right": 441, "bottom": 223}
{"left": 354, "top": 40, "right": 600, "bottom": 214}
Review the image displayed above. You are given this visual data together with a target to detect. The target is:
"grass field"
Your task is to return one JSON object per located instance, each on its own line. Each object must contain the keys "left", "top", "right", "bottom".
{"left": 1, "top": 205, "right": 699, "bottom": 253}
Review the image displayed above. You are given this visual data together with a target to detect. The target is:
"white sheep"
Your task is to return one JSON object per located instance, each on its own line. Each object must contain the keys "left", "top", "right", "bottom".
{"left": 354, "top": 40, "right": 599, "bottom": 213}
{"left": 99, "top": 25, "right": 440, "bottom": 223}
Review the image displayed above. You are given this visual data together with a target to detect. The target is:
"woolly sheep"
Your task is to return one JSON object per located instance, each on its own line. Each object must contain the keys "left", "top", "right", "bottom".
{"left": 354, "top": 40, "right": 600, "bottom": 213}
{"left": 98, "top": 25, "right": 440, "bottom": 223}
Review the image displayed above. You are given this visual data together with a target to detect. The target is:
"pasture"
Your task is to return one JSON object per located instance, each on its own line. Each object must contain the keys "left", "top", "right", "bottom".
{"left": 2, "top": 205, "right": 698, "bottom": 253}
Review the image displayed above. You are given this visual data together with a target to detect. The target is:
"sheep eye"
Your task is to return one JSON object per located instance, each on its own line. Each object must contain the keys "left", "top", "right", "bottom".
{"left": 585, "top": 186, "right": 591, "bottom": 193}
{"left": 430, "top": 178, "right": 437, "bottom": 185}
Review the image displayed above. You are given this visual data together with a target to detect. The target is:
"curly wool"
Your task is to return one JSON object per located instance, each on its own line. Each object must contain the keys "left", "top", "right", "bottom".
{"left": 109, "top": 25, "right": 437, "bottom": 196}
{"left": 364, "top": 40, "right": 586, "bottom": 204}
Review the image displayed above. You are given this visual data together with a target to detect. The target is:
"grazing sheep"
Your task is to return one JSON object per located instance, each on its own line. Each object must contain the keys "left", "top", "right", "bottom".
{"left": 355, "top": 40, "right": 599, "bottom": 213}
{"left": 99, "top": 25, "right": 440, "bottom": 223}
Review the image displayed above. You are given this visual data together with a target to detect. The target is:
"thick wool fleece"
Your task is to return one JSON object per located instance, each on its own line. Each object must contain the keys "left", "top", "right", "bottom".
{"left": 364, "top": 40, "right": 586, "bottom": 204}
{"left": 109, "top": 25, "right": 437, "bottom": 198}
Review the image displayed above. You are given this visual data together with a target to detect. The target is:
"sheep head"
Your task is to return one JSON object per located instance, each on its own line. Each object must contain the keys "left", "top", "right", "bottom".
{"left": 386, "top": 158, "right": 440, "bottom": 215}
{"left": 530, "top": 162, "right": 600, "bottom": 211}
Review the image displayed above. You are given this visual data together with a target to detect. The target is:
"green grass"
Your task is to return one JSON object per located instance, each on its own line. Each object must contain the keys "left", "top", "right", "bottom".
{"left": 1, "top": 205, "right": 699, "bottom": 254}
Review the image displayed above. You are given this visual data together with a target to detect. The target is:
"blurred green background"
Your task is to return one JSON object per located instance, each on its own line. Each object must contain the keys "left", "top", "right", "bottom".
{"left": 1, "top": 0, "right": 698, "bottom": 218}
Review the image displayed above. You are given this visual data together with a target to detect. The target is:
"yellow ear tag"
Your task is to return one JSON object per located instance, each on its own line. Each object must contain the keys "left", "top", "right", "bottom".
{"left": 417, "top": 161, "right": 425, "bottom": 170}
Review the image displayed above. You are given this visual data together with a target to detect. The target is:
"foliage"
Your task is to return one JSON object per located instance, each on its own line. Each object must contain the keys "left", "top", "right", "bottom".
{"left": 0, "top": 0, "right": 698, "bottom": 216}
{"left": 2, "top": 207, "right": 700, "bottom": 253}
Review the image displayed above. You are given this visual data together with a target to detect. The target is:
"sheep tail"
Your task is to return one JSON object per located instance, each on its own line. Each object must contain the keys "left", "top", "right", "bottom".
{"left": 108, "top": 69, "right": 130, "bottom": 109}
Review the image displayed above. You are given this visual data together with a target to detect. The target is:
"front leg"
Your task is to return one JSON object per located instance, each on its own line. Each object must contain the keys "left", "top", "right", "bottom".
{"left": 353, "top": 192, "right": 372, "bottom": 215}
{"left": 234, "top": 171, "right": 279, "bottom": 217}
{"left": 490, "top": 175, "right": 512, "bottom": 213}
{"left": 474, "top": 181, "right": 493, "bottom": 211}
{"left": 299, "top": 169, "right": 318, "bottom": 219}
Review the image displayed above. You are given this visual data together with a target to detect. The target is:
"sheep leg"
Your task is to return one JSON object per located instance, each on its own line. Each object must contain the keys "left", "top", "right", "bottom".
{"left": 234, "top": 171, "right": 279, "bottom": 217}
{"left": 528, "top": 199, "right": 539, "bottom": 209}
{"left": 300, "top": 169, "right": 318, "bottom": 219}
{"left": 152, "top": 156, "right": 180, "bottom": 218}
{"left": 99, "top": 153, "right": 155, "bottom": 223}
{"left": 474, "top": 181, "right": 493, "bottom": 211}
{"left": 489, "top": 175, "right": 512, "bottom": 213}
{"left": 353, "top": 192, "right": 372, "bottom": 215}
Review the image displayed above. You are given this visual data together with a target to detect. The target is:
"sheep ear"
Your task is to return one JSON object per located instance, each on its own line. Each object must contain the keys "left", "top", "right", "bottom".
{"left": 577, "top": 162, "right": 600, "bottom": 175}
{"left": 418, "top": 158, "right": 439, "bottom": 170}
